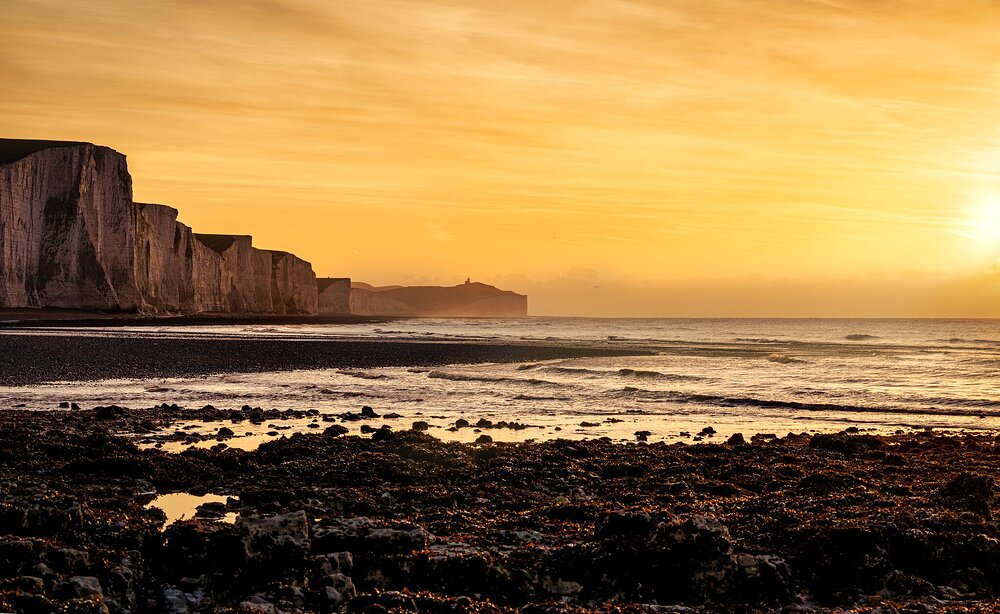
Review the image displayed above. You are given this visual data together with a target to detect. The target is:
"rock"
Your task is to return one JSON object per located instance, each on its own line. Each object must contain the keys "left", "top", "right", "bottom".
{"left": 162, "top": 587, "right": 189, "bottom": 613}
{"left": 809, "top": 432, "right": 884, "bottom": 454}
{"left": 699, "top": 426, "right": 716, "bottom": 436}
{"left": 938, "top": 472, "right": 994, "bottom": 518}
{"left": 318, "top": 572, "right": 356, "bottom": 599}
{"left": 372, "top": 425, "right": 394, "bottom": 442}
{"left": 10, "top": 575, "right": 44, "bottom": 593}
{"left": 195, "top": 501, "right": 229, "bottom": 519}
{"left": 239, "top": 510, "right": 310, "bottom": 565}
{"left": 455, "top": 418, "right": 470, "bottom": 428}
{"left": 54, "top": 575, "right": 103, "bottom": 600}
{"left": 475, "top": 434, "right": 493, "bottom": 444}
{"left": 239, "top": 597, "right": 276, "bottom": 613}
{"left": 216, "top": 427, "right": 235, "bottom": 440}
{"left": 411, "top": 421, "right": 430, "bottom": 431}
{"left": 324, "top": 424, "right": 349, "bottom": 436}
{"left": 323, "top": 585, "right": 345, "bottom": 607}
{"left": 361, "top": 406, "right": 379, "bottom": 418}
{"left": 726, "top": 433, "right": 746, "bottom": 446}
{"left": 635, "top": 430, "right": 652, "bottom": 441}
{"left": 53, "top": 547, "right": 90, "bottom": 573}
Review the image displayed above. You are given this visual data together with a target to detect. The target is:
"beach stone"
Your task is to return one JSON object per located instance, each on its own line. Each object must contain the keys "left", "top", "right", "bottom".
{"left": 313, "top": 518, "right": 428, "bottom": 555}
{"left": 361, "top": 406, "right": 379, "bottom": 418}
{"left": 411, "top": 421, "right": 430, "bottom": 431}
{"left": 726, "top": 433, "right": 747, "bottom": 446}
{"left": 318, "top": 572, "right": 356, "bottom": 599}
{"left": 324, "top": 424, "right": 349, "bottom": 436}
{"left": 163, "top": 587, "right": 189, "bottom": 613}
{"left": 475, "top": 434, "right": 493, "bottom": 444}
{"left": 239, "top": 597, "right": 276, "bottom": 613}
{"left": 11, "top": 575, "right": 44, "bottom": 593}
{"left": 372, "top": 425, "right": 394, "bottom": 441}
{"left": 53, "top": 547, "right": 90, "bottom": 573}
{"left": 54, "top": 575, "right": 103, "bottom": 599}
{"left": 239, "top": 510, "right": 310, "bottom": 564}
{"left": 195, "top": 501, "right": 228, "bottom": 519}
{"left": 323, "top": 586, "right": 345, "bottom": 607}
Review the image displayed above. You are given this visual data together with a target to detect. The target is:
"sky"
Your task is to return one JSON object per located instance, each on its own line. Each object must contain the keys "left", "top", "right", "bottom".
{"left": 1, "top": 0, "right": 999, "bottom": 316}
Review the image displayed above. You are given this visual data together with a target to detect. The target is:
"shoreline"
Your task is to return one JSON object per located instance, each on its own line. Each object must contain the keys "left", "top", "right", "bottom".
{"left": 0, "top": 308, "right": 400, "bottom": 327}
{"left": 0, "top": 333, "right": 649, "bottom": 386}
{"left": 2, "top": 405, "right": 999, "bottom": 612}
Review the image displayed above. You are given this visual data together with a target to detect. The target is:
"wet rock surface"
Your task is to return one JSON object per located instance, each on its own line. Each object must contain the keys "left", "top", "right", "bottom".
{"left": 2, "top": 407, "right": 1000, "bottom": 612}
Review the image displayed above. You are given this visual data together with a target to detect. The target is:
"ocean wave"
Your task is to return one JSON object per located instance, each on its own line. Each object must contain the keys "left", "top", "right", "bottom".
{"left": 938, "top": 338, "right": 1000, "bottom": 346}
{"left": 427, "top": 371, "right": 559, "bottom": 387}
{"left": 512, "top": 394, "right": 571, "bottom": 401}
{"left": 541, "top": 366, "right": 703, "bottom": 381}
{"left": 612, "top": 387, "right": 989, "bottom": 417}
{"left": 845, "top": 334, "right": 880, "bottom": 341}
{"left": 766, "top": 353, "right": 805, "bottom": 365}
{"left": 337, "top": 370, "right": 388, "bottom": 380}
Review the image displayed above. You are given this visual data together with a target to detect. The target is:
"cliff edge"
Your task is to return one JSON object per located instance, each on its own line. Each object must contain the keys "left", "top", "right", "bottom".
{"left": 0, "top": 139, "right": 318, "bottom": 314}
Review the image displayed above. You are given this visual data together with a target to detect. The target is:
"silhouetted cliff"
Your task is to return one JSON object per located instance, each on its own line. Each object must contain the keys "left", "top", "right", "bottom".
{"left": 348, "top": 281, "right": 527, "bottom": 317}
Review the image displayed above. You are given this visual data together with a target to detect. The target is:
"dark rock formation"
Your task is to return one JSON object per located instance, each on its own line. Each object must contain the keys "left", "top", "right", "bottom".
{"left": 349, "top": 280, "right": 527, "bottom": 317}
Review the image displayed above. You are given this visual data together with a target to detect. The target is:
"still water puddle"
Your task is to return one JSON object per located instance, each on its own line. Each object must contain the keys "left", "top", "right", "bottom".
{"left": 146, "top": 492, "right": 239, "bottom": 527}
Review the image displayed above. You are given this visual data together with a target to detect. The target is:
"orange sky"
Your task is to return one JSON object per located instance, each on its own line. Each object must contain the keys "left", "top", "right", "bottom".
{"left": 2, "top": 0, "right": 999, "bottom": 316}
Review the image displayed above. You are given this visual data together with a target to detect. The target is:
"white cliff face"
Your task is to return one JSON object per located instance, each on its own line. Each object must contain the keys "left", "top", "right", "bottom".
{"left": 268, "top": 251, "right": 318, "bottom": 314}
{"left": 1, "top": 141, "right": 321, "bottom": 315}
{"left": 348, "top": 287, "right": 416, "bottom": 316}
{"left": 135, "top": 203, "right": 199, "bottom": 312}
{"left": 317, "top": 278, "right": 351, "bottom": 314}
{"left": 0, "top": 143, "right": 142, "bottom": 310}
{"left": 251, "top": 249, "right": 274, "bottom": 314}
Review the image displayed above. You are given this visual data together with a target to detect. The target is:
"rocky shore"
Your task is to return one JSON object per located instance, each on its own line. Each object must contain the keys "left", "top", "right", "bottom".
{"left": 3, "top": 404, "right": 1000, "bottom": 613}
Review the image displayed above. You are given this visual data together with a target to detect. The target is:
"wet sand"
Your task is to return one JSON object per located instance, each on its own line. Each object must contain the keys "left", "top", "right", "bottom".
{"left": 2, "top": 405, "right": 1000, "bottom": 612}
{"left": 0, "top": 333, "right": 648, "bottom": 386}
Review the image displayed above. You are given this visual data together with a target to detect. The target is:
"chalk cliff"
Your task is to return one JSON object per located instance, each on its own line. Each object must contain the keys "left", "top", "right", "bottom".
{"left": 0, "top": 140, "right": 319, "bottom": 314}
{"left": 349, "top": 281, "right": 527, "bottom": 317}
{"left": 317, "top": 277, "right": 351, "bottom": 314}
{"left": 268, "top": 251, "right": 318, "bottom": 314}
{"left": 0, "top": 140, "right": 143, "bottom": 310}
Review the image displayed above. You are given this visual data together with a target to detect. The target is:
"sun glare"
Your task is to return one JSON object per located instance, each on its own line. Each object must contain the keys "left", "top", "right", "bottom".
{"left": 968, "top": 191, "right": 1000, "bottom": 245}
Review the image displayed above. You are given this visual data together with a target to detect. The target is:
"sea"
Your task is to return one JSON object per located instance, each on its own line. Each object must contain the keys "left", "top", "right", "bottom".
{"left": 3, "top": 318, "right": 999, "bottom": 449}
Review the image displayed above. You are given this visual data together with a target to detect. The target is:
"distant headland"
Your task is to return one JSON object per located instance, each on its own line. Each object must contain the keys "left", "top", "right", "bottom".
{"left": 0, "top": 140, "right": 527, "bottom": 318}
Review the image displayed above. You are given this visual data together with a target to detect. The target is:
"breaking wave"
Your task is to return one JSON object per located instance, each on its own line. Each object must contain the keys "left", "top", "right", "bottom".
{"left": 427, "top": 371, "right": 559, "bottom": 387}
{"left": 541, "top": 366, "right": 704, "bottom": 381}
{"left": 612, "top": 387, "right": 990, "bottom": 417}
{"left": 766, "top": 354, "right": 805, "bottom": 365}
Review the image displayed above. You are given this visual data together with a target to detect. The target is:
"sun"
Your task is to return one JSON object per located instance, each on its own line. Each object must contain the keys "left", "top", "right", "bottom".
{"left": 967, "top": 190, "right": 1000, "bottom": 245}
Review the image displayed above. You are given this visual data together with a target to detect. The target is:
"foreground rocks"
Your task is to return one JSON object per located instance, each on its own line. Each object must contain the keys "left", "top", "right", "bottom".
{"left": 2, "top": 407, "right": 1000, "bottom": 612}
